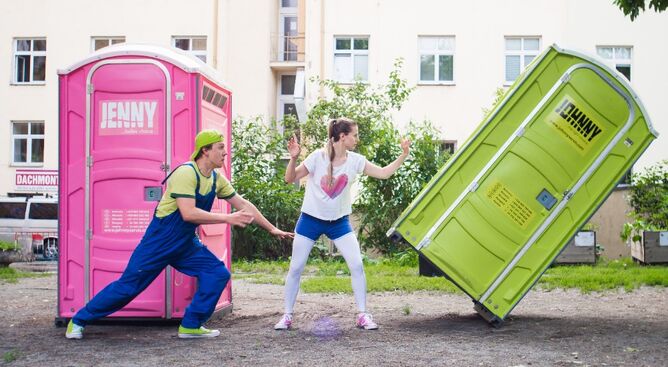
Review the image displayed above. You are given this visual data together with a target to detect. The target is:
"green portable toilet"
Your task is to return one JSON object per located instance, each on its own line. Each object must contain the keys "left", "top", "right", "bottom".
{"left": 387, "top": 44, "right": 658, "bottom": 326}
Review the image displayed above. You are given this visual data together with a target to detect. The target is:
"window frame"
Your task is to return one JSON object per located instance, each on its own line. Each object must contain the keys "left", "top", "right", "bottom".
{"left": 277, "top": 72, "right": 299, "bottom": 131}
{"left": 596, "top": 46, "right": 633, "bottom": 81}
{"left": 503, "top": 36, "right": 541, "bottom": 85}
{"left": 12, "top": 38, "right": 47, "bottom": 85}
{"left": 333, "top": 36, "right": 370, "bottom": 83}
{"left": 438, "top": 139, "right": 458, "bottom": 155}
{"left": 418, "top": 36, "right": 456, "bottom": 86}
{"left": 172, "top": 36, "right": 208, "bottom": 63}
{"left": 11, "top": 121, "right": 45, "bottom": 167}
{"left": 91, "top": 36, "right": 126, "bottom": 52}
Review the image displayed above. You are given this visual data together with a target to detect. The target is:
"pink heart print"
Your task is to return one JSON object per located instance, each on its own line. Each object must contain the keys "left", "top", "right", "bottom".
{"left": 320, "top": 174, "right": 348, "bottom": 199}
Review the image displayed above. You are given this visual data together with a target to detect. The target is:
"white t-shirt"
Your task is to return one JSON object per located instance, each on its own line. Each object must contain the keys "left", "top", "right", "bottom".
{"left": 301, "top": 149, "right": 367, "bottom": 220}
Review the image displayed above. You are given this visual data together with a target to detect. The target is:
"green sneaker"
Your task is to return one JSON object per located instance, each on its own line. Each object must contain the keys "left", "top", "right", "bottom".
{"left": 65, "top": 320, "right": 84, "bottom": 339}
{"left": 177, "top": 325, "right": 221, "bottom": 339}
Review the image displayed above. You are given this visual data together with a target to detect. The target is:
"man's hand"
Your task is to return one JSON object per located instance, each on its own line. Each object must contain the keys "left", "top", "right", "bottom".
{"left": 269, "top": 228, "right": 295, "bottom": 240}
{"left": 226, "top": 210, "right": 254, "bottom": 227}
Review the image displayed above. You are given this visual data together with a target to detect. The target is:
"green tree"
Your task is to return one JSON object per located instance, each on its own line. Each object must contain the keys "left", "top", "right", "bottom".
{"left": 614, "top": 0, "right": 667, "bottom": 21}
{"left": 230, "top": 116, "right": 303, "bottom": 259}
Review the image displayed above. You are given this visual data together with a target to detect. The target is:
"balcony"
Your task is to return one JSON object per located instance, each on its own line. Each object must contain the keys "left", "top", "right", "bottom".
{"left": 270, "top": 33, "right": 305, "bottom": 69}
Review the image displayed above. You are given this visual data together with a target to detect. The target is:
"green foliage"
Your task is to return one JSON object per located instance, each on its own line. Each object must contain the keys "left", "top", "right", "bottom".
{"left": 300, "top": 59, "right": 450, "bottom": 254}
{"left": 0, "top": 241, "right": 18, "bottom": 252}
{"left": 481, "top": 87, "right": 507, "bottom": 117}
{"left": 3, "top": 349, "right": 19, "bottom": 363}
{"left": 392, "top": 249, "right": 419, "bottom": 267}
{"left": 231, "top": 116, "right": 304, "bottom": 260}
{"left": 614, "top": 0, "right": 667, "bottom": 20}
{"left": 620, "top": 160, "right": 668, "bottom": 244}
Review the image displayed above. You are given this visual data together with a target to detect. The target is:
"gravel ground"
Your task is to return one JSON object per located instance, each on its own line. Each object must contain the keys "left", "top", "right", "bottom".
{"left": 1, "top": 274, "right": 667, "bottom": 366}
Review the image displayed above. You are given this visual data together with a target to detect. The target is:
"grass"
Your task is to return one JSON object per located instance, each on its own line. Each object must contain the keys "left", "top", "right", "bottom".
{"left": 0, "top": 267, "right": 50, "bottom": 283}
{"left": 3, "top": 349, "right": 19, "bottom": 363}
{"left": 233, "top": 257, "right": 668, "bottom": 294}
{"left": 540, "top": 257, "right": 668, "bottom": 292}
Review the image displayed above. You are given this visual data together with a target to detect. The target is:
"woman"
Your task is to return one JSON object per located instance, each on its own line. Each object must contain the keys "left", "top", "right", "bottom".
{"left": 275, "top": 118, "right": 410, "bottom": 331}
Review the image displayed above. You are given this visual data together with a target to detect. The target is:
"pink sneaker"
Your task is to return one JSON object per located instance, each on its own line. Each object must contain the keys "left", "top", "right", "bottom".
{"left": 274, "top": 313, "right": 293, "bottom": 330}
{"left": 356, "top": 312, "right": 378, "bottom": 330}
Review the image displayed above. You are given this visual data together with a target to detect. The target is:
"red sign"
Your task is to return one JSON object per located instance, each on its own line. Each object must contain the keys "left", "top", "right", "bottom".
{"left": 15, "top": 170, "right": 58, "bottom": 192}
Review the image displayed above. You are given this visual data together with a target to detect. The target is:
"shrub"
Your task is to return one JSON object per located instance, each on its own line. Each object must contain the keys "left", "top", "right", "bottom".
{"left": 621, "top": 160, "right": 668, "bottom": 244}
{"left": 230, "top": 116, "right": 303, "bottom": 260}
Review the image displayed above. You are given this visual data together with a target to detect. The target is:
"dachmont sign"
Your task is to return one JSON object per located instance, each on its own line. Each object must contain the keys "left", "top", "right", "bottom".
{"left": 15, "top": 170, "right": 58, "bottom": 192}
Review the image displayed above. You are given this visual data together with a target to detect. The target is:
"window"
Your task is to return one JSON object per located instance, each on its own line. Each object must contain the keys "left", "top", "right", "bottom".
{"left": 92, "top": 37, "right": 125, "bottom": 51}
{"left": 12, "top": 121, "right": 45, "bottom": 165}
{"left": 596, "top": 46, "right": 632, "bottom": 81}
{"left": 419, "top": 36, "right": 455, "bottom": 84}
{"left": 202, "top": 85, "right": 228, "bottom": 109}
{"left": 504, "top": 36, "right": 540, "bottom": 84}
{"left": 13, "top": 38, "right": 46, "bottom": 84}
{"left": 0, "top": 202, "right": 27, "bottom": 219}
{"left": 618, "top": 168, "right": 633, "bottom": 186}
{"left": 28, "top": 203, "right": 58, "bottom": 220}
{"left": 439, "top": 140, "right": 457, "bottom": 155}
{"left": 172, "top": 37, "right": 207, "bottom": 63}
{"left": 279, "top": 0, "right": 300, "bottom": 61}
{"left": 278, "top": 74, "right": 299, "bottom": 125}
{"left": 333, "top": 36, "right": 369, "bottom": 82}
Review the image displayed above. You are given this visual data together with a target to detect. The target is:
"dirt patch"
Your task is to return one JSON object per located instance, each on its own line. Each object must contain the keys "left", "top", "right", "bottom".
{"left": 1, "top": 274, "right": 666, "bottom": 366}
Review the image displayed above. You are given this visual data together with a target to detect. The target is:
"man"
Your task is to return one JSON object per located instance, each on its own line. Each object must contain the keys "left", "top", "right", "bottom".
{"left": 66, "top": 129, "right": 293, "bottom": 339}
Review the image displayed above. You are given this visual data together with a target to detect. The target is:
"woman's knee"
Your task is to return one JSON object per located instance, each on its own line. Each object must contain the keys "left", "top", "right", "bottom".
{"left": 347, "top": 261, "right": 365, "bottom": 276}
{"left": 287, "top": 263, "right": 306, "bottom": 279}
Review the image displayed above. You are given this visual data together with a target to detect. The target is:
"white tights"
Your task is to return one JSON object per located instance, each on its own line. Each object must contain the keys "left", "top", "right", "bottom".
{"left": 283, "top": 233, "right": 367, "bottom": 314}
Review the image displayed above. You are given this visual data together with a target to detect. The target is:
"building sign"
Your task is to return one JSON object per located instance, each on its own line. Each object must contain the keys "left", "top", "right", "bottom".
{"left": 15, "top": 170, "right": 58, "bottom": 192}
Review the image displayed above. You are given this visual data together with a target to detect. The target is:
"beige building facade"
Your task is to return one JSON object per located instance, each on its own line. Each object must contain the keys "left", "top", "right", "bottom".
{"left": 1, "top": 0, "right": 666, "bottom": 256}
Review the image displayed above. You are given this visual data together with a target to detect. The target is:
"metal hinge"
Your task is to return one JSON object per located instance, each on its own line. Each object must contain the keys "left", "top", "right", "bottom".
{"left": 160, "top": 163, "right": 170, "bottom": 172}
{"left": 86, "top": 156, "right": 93, "bottom": 167}
{"left": 515, "top": 127, "right": 525, "bottom": 137}
{"left": 87, "top": 84, "right": 94, "bottom": 94}
{"left": 416, "top": 237, "right": 431, "bottom": 250}
{"left": 561, "top": 74, "right": 571, "bottom": 83}
{"left": 86, "top": 229, "right": 92, "bottom": 240}
{"left": 469, "top": 181, "right": 480, "bottom": 192}
{"left": 563, "top": 190, "right": 573, "bottom": 200}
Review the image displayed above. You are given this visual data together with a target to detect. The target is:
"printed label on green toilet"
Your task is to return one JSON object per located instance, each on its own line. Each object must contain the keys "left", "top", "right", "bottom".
{"left": 486, "top": 180, "right": 534, "bottom": 229}
{"left": 546, "top": 95, "right": 604, "bottom": 155}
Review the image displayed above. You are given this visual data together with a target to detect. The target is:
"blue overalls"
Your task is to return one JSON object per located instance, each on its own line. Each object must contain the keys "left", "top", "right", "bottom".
{"left": 73, "top": 163, "right": 231, "bottom": 329}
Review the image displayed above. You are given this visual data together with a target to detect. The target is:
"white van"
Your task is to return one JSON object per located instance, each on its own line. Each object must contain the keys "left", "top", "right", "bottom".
{"left": 0, "top": 195, "right": 58, "bottom": 260}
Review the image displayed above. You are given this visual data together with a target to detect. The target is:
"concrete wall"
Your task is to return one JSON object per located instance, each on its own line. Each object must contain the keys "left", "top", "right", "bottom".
{"left": 589, "top": 188, "right": 633, "bottom": 259}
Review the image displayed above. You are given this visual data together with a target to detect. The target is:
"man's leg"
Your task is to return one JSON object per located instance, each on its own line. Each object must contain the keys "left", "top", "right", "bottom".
{"left": 72, "top": 240, "right": 168, "bottom": 327}
{"left": 172, "top": 245, "right": 230, "bottom": 330}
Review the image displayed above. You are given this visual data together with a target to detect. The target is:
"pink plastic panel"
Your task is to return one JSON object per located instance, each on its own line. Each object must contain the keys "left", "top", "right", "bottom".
{"left": 58, "top": 72, "right": 87, "bottom": 318}
{"left": 89, "top": 63, "right": 167, "bottom": 318}
{"left": 199, "top": 79, "right": 233, "bottom": 311}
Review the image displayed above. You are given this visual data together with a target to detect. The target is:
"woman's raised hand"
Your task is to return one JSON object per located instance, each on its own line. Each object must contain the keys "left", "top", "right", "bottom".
{"left": 400, "top": 138, "right": 412, "bottom": 157}
{"left": 287, "top": 134, "right": 301, "bottom": 159}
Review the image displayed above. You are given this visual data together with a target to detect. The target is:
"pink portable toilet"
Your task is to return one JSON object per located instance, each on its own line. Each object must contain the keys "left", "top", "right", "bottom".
{"left": 56, "top": 44, "right": 233, "bottom": 324}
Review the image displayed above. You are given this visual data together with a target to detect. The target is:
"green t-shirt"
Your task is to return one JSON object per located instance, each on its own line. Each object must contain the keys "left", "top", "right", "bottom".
{"left": 155, "top": 163, "right": 235, "bottom": 218}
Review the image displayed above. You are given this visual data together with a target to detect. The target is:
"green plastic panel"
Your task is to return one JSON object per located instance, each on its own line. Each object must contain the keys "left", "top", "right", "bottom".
{"left": 388, "top": 45, "right": 658, "bottom": 324}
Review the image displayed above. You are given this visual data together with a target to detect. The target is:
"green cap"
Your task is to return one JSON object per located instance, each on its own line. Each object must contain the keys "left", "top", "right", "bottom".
{"left": 191, "top": 129, "right": 224, "bottom": 161}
